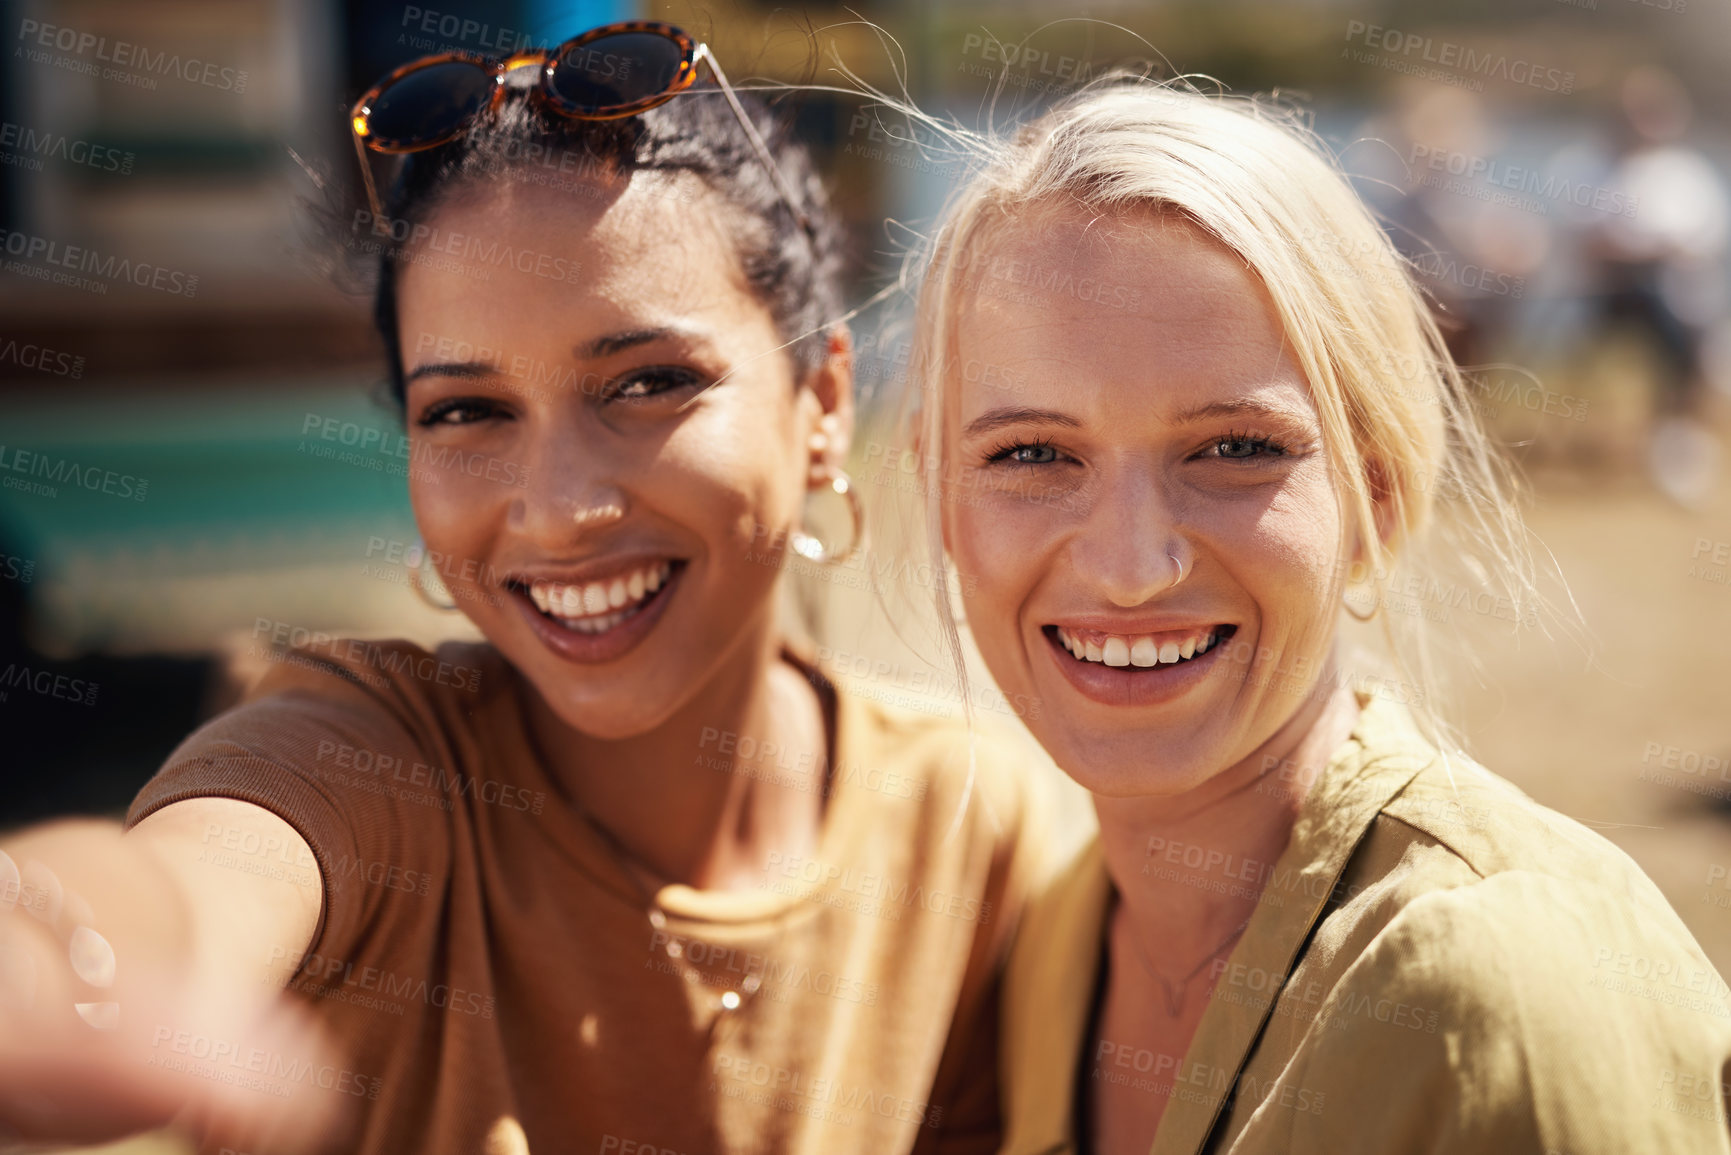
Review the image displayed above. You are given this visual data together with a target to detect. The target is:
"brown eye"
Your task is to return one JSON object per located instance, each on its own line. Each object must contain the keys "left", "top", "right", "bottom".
{"left": 417, "top": 397, "right": 502, "bottom": 427}
{"left": 604, "top": 366, "right": 704, "bottom": 402}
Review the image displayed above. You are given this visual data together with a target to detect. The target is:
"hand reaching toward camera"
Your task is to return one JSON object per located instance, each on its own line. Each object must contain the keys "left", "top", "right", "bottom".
{"left": 0, "top": 805, "right": 346, "bottom": 1152}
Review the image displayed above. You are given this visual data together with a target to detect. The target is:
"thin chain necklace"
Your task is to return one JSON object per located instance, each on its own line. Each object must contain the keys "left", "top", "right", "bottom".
{"left": 572, "top": 804, "right": 778, "bottom": 1029}
{"left": 1120, "top": 909, "right": 1252, "bottom": 1018}
{"left": 552, "top": 651, "right": 835, "bottom": 1036}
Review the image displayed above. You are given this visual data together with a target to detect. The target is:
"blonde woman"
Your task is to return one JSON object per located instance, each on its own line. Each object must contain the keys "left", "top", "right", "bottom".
{"left": 884, "top": 79, "right": 1731, "bottom": 1152}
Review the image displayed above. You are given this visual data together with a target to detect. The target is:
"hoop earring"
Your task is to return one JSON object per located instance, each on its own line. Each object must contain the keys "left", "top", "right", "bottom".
{"left": 788, "top": 468, "right": 865, "bottom": 566}
{"left": 407, "top": 540, "right": 459, "bottom": 612}
{"left": 1342, "top": 587, "right": 1380, "bottom": 622}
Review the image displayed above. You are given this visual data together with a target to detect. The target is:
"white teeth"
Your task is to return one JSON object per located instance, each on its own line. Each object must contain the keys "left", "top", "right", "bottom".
{"left": 568, "top": 608, "right": 629, "bottom": 634}
{"left": 529, "top": 561, "right": 675, "bottom": 633}
{"left": 1060, "top": 628, "right": 1221, "bottom": 668}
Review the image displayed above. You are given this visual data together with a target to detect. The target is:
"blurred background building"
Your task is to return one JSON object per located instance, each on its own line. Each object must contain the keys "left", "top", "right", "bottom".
{"left": 2, "top": 5, "right": 1730, "bottom": 1148}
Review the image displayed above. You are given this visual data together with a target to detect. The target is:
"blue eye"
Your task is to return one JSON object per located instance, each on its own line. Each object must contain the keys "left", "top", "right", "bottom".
{"left": 986, "top": 438, "right": 1060, "bottom": 466}
{"left": 1209, "top": 432, "right": 1288, "bottom": 460}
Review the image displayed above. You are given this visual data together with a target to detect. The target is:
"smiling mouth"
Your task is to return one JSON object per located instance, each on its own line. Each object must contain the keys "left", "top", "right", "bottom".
{"left": 512, "top": 559, "right": 684, "bottom": 636}
{"left": 1046, "top": 623, "right": 1239, "bottom": 668}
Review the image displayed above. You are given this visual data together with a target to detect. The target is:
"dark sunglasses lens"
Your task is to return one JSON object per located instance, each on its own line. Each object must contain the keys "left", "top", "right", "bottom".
{"left": 548, "top": 31, "right": 686, "bottom": 112}
{"left": 368, "top": 61, "right": 495, "bottom": 145}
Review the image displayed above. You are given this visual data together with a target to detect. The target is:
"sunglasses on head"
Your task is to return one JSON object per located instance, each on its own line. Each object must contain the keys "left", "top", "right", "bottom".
{"left": 349, "top": 20, "right": 810, "bottom": 233}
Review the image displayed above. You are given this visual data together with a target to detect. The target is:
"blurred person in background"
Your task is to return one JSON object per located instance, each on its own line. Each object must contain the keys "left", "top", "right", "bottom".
{"left": 0, "top": 24, "right": 1048, "bottom": 1155}
{"left": 882, "top": 75, "right": 1731, "bottom": 1153}
{"left": 1590, "top": 66, "right": 1729, "bottom": 508}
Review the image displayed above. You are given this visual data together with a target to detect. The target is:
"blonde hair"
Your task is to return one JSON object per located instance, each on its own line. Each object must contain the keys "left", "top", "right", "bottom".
{"left": 870, "top": 73, "right": 1582, "bottom": 760}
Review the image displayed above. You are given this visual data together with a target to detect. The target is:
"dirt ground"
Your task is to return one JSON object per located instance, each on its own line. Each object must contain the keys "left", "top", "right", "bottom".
{"left": 1448, "top": 466, "right": 1731, "bottom": 979}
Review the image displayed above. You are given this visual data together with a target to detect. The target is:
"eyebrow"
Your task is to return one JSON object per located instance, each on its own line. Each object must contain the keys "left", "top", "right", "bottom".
{"left": 959, "top": 397, "right": 1312, "bottom": 439}
{"left": 1168, "top": 398, "right": 1316, "bottom": 425}
{"left": 578, "top": 327, "right": 684, "bottom": 360}
{"left": 405, "top": 326, "right": 705, "bottom": 386}
{"left": 405, "top": 360, "right": 493, "bottom": 386}
{"left": 962, "top": 406, "right": 1084, "bottom": 438}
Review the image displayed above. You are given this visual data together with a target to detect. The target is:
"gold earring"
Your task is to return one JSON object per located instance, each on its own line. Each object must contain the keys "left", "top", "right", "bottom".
{"left": 788, "top": 468, "right": 865, "bottom": 566}
{"left": 407, "top": 540, "right": 459, "bottom": 612}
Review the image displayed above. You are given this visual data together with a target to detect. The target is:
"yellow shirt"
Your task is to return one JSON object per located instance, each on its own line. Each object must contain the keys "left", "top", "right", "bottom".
{"left": 1000, "top": 689, "right": 1731, "bottom": 1154}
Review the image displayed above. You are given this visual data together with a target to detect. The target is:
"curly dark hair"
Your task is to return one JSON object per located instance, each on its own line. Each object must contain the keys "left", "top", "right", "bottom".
{"left": 352, "top": 81, "right": 848, "bottom": 408}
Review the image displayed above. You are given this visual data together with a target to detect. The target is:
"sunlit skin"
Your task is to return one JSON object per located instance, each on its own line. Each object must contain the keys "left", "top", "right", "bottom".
{"left": 940, "top": 206, "right": 1386, "bottom": 1149}
{"left": 395, "top": 170, "right": 852, "bottom": 889}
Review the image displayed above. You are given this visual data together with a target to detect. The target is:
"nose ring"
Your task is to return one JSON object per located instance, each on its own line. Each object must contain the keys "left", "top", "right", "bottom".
{"left": 1169, "top": 553, "right": 1183, "bottom": 583}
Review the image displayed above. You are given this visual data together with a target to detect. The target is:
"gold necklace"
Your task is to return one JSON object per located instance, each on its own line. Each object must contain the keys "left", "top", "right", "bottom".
{"left": 572, "top": 807, "right": 778, "bottom": 1028}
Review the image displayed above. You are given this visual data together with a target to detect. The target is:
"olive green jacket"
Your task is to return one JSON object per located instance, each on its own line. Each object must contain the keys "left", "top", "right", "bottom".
{"left": 1000, "top": 691, "right": 1731, "bottom": 1154}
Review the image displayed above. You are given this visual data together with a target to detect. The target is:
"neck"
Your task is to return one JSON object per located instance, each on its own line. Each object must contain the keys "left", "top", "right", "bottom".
{"left": 1093, "top": 675, "right": 1364, "bottom": 986}
{"left": 524, "top": 621, "right": 830, "bottom": 893}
